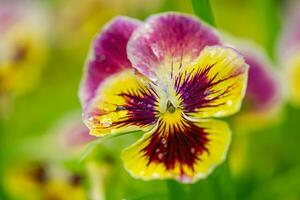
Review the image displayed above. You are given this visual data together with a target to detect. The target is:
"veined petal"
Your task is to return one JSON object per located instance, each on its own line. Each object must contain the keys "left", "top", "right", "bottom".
{"left": 84, "top": 70, "right": 158, "bottom": 136}
{"left": 127, "top": 12, "right": 220, "bottom": 81}
{"left": 79, "top": 16, "right": 141, "bottom": 108}
{"left": 175, "top": 46, "right": 248, "bottom": 118}
{"left": 122, "top": 119, "right": 231, "bottom": 183}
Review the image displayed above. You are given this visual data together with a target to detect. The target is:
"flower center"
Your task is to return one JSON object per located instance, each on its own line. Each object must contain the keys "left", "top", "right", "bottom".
{"left": 166, "top": 100, "right": 176, "bottom": 113}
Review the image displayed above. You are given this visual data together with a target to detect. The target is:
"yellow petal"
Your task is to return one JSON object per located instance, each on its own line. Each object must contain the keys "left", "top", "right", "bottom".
{"left": 121, "top": 119, "right": 231, "bottom": 183}
{"left": 84, "top": 69, "right": 158, "bottom": 136}
{"left": 176, "top": 46, "right": 248, "bottom": 118}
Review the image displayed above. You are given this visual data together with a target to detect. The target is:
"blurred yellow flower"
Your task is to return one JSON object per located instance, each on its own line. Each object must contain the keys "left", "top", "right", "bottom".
{"left": 287, "top": 50, "right": 300, "bottom": 107}
{"left": 0, "top": 1, "right": 49, "bottom": 97}
{"left": 4, "top": 162, "right": 89, "bottom": 200}
{"left": 4, "top": 162, "right": 45, "bottom": 200}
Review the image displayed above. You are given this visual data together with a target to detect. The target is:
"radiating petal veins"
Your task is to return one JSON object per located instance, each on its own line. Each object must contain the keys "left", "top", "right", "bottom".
{"left": 84, "top": 70, "right": 158, "bottom": 136}
{"left": 122, "top": 119, "right": 231, "bottom": 183}
{"left": 175, "top": 46, "right": 248, "bottom": 119}
{"left": 79, "top": 16, "right": 141, "bottom": 108}
{"left": 127, "top": 12, "right": 220, "bottom": 81}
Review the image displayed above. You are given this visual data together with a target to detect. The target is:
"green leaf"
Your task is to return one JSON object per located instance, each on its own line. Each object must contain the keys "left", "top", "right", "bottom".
{"left": 190, "top": 0, "right": 216, "bottom": 26}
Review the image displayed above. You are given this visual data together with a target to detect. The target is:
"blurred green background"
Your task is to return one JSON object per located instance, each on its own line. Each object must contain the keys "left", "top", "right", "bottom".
{"left": 0, "top": 0, "right": 299, "bottom": 199}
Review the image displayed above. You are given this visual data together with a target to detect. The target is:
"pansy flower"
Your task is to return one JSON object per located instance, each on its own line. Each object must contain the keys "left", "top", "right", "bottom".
{"left": 79, "top": 13, "right": 248, "bottom": 183}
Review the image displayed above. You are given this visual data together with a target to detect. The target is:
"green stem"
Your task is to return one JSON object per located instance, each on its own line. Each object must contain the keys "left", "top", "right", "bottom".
{"left": 166, "top": 180, "right": 186, "bottom": 200}
{"left": 0, "top": 120, "right": 9, "bottom": 199}
{"left": 191, "top": 0, "right": 216, "bottom": 26}
{"left": 79, "top": 130, "right": 144, "bottom": 163}
{"left": 212, "top": 161, "right": 236, "bottom": 200}
{"left": 189, "top": 161, "right": 236, "bottom": 200}
{"left": 254, "top": 0, "right": 281, "bottom": 60}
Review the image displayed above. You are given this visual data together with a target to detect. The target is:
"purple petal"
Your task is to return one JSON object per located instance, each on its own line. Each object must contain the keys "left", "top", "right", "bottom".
{"left": 127, "top": 12, "right": 220, "bottom": 81}
{"left": 243, "top": 51, "right": 281, "bottom": 112}
{"left": 63, "top": 118, "right": 95, "bottom": 148}
{"left": 79, "top": 16, "right": 142, "bottom": 109}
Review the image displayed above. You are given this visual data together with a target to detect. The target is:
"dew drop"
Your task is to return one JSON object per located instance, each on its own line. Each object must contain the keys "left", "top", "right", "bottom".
{"left": 88, "top": 116, "right": 94, "bottom": 122}
{"left": 190, "top": 147, "right": 196, "bottom": 154}
{"left": 204, "top": 89, "right": 212, "bottom": 96}
{"left": 227, "top": 100, "right": 233, "bottom": 106}
{"left": 129, "top": 99, "right": 135, "bottom": 104}
{"left": 152, "top": 173, "right": 160, "bottom": 178}
{"left": 158, "top": 153, "right": 164, "bottom": 160}
{"left": 215, "top": 111, "right": 223, "bottom": 117}
{"left": 100, "top": 118, "right": 112, "bottom": 128}
{"left": 161, "top": 138, "right": 167, "bottom": 144}
{"left": 87, "top": 116, "right": 99, "bottom": 128}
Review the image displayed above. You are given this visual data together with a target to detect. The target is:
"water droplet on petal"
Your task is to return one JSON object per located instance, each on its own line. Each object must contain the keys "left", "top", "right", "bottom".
{"left": 204, "top": 89, "right": 212, "bottom": 96}
{"left": 190, "top": 148, "right": 196, "bottom": 154}
{"left": 215, "top": 111, "right": 223, "bottom": 117}
{"left": 129, "top": 99, "right": 135, "bottom": 104}
{"left": 227, "top": 100, "right": 233, "bottom": 106}
{"left": 153, "top": 173, "right": 160, "bottom": 178}
{"left": 88, "top": 116, "right": 94, "bottom": 122}
{"left": 161, "top": 138, "right": 167, "bottom": 144}
{"left": 158, "top": 153, "right": 164, "bottom": 160}
{"left": 100, "top": 118, "right": 112, "bottom": 128}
